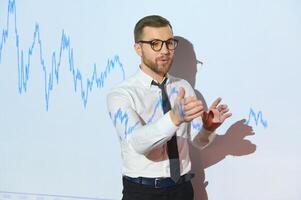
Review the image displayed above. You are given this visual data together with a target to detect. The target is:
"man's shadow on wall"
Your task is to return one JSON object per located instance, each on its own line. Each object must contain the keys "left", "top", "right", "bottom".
{"left": 169, "top": 36, "right": 257, "bottom": 200}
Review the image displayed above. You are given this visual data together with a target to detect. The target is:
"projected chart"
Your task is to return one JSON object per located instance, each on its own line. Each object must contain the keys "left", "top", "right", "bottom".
{"left": 1, "top": 0, "right": 300, "bottom": 199}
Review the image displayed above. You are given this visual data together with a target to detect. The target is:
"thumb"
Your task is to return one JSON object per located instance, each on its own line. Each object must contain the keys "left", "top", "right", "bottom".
{"left": 202, "top": 111, "right": 208, "bottom": 123}
{"left": 177, "top": 87, "right": 185, "bottom": 100}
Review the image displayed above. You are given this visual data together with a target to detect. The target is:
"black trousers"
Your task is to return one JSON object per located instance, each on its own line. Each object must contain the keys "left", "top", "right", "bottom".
{"left": 122, "top": 177, "right": 194, "bottom": 200}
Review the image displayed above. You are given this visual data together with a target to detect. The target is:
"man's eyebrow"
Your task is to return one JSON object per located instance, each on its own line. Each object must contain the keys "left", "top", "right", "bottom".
{"left": 141, "top": 37, "right": 174, "bottom": 41}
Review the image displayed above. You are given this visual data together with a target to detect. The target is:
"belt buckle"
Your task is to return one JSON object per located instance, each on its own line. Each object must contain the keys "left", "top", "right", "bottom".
{"left": 155, "top": 178, "right": 160, "bottom": 188}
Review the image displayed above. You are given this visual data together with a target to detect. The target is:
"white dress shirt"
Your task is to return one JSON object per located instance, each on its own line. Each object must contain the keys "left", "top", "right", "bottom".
{"left": 106, "top": 67, "right": 216, "bottom": 178}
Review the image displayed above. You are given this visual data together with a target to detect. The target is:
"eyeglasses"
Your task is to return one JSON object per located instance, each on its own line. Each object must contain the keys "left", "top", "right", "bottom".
{"left": 138, "top": 38, "right": 179, "bottom": 52}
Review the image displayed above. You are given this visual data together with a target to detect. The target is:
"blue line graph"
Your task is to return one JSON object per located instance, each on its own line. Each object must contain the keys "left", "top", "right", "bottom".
{"left": 146, "top": 86, "right": 179, "bottom": 124}
{"left": 0, "top": 0, "right": 125, "bottom": 111}
{"left": 109, "top": 87, "right": 192, "bottom": 138}
{"left": 245, "top": 108, "right": 268, "bottom": 128}
{"left": 111, "top": 98, "right": 268, "bottom": 137}
{"left": 109, "top": 109, "right": 140, "bottom": 139}
{"left": 191, "top": 121, "right": 202, "bottom": 132}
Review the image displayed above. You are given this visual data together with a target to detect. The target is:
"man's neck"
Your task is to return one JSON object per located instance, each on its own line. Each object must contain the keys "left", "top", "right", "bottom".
{"left": 140, "top": 64, "right": 165, "bottom": 84}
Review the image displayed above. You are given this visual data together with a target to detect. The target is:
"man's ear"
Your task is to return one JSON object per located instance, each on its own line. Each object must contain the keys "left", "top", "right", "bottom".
{"left": 134, "top": 43, "right": 142, "bottom": 57}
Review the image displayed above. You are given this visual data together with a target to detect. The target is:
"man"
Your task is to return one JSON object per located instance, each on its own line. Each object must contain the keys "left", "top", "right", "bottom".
{"left": 107, "top": 15, "right": 231, "bottom": 200}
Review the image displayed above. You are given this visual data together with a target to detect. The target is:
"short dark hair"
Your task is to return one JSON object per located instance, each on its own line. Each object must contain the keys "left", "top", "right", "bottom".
{"left": 134, "top": 15, "right": 173, "bottom": 43}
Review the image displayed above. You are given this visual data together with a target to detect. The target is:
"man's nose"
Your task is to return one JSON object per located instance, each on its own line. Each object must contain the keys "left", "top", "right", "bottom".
{"left": 160, "top": 42, "right": 169, "bottom": 54}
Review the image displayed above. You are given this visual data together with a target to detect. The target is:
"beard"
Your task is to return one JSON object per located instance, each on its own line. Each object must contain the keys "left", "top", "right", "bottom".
{"left": 142, "top": 54, "right": 173, "bottom": 76}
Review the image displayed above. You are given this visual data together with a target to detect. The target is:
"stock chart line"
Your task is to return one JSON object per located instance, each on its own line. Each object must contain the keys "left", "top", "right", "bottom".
{"left": 111, "top": 96, "right": 268, "bottom": 136}
{"left": 0, "top": 0, "right": 125, "bottom": 111}
{"left": 109, "top": 87, "right": 180, "bottom": 138}
{"left": 109, "top": 87, "right": 205, "bottom": 138}
{"left": 245, "top": 108, "right": 268, "bottom": 128}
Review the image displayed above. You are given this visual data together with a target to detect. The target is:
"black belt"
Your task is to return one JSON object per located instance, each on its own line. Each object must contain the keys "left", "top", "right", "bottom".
{"left": 123, "top": 173, "right": 194, "bottom": 188}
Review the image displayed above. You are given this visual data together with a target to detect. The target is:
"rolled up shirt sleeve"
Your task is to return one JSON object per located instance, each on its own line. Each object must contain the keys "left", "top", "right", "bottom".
{"left": 107, "top": 88, "right": 178, "bottom": 155}
{"left": 189, "top": 117, "right": 217, "bottom": 149}
{"left": 183, "top": 80, "right": 216, "bottom": 149}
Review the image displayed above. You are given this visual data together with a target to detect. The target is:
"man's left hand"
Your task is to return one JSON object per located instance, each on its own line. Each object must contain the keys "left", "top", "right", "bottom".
{"left": 202, "top": 97, "right": 232, "bottom": 132}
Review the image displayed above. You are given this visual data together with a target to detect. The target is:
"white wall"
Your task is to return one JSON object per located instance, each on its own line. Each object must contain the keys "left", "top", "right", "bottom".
{"left": 0, "top": 0, "right": 300, "bottom": 199}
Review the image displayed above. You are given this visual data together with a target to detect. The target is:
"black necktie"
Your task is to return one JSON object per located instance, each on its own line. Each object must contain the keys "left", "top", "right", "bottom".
{"left": 151, "top": 78, "right": 181, "bottom": 183}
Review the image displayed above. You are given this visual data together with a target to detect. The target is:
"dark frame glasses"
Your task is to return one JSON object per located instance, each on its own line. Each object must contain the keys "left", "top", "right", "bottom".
{"left": 138, "top": 38, "right": 179, "bottom": 52}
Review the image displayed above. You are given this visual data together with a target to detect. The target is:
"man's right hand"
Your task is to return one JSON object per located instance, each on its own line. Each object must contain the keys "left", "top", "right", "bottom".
{"left": 169, "top": 87, "right": 204, "bottom": 126}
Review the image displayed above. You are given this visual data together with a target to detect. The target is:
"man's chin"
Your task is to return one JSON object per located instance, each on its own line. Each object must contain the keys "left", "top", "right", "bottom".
{"left": 160, "top": 64, "right": 172, "bottom": 74}
{"left": 147, "top": 63, "right": 172, "bottom": 76}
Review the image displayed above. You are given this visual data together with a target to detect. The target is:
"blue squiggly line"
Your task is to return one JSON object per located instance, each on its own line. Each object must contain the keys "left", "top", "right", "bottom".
{"left": 110, "top": 86, "right": 196, "bottom": 137}
{"left": 0, "top": 0, "right": 125, "bottom": 111}
{"left": 191, "top": 122, "right": 202, "bottom": 132}
{"left": 109, "top": 109, "right": 139, "bottom": 138}
{"left": 245, "top": 108, "right": 268, "bottom": 128}
{"left": 146, "top": 98, "right": 162, "bottom": 124}
{"left": 146, "top": 86, "right": 179, "bottom": 124}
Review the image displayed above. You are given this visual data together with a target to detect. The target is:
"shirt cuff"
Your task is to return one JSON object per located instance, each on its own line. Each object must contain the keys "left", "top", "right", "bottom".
{"left": 195, "top": 127, "right": 217, "bottom": 149}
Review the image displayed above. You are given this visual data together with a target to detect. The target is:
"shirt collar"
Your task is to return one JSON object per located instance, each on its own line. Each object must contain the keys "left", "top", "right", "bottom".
{"left": 136, "top": 66, "right": 171, "bottom": 88}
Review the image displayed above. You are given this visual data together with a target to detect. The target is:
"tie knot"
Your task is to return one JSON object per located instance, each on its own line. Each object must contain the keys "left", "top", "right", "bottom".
{"left": 151, "top": 78, "right": 167, "bottom": 90}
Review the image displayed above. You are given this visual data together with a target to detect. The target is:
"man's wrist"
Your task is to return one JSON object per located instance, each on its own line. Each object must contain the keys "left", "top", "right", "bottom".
{"left": 202, "top": 126, "right": 214, "bottom": 135}
{"left": 202, "top": 125, "right": 216, "bottom": 132}
{"left": 198, "top": 127, "right": 214, "bottom": 144}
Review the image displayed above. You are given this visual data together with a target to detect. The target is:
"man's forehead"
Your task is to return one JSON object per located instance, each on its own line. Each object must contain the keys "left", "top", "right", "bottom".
{"left": 141, "top": 26, "right": 173, "bottom": 39}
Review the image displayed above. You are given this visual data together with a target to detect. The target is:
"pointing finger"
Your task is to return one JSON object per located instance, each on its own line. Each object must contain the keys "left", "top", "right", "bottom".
{"left": 210, "top": 97, "right": 222, "bottom": 109}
